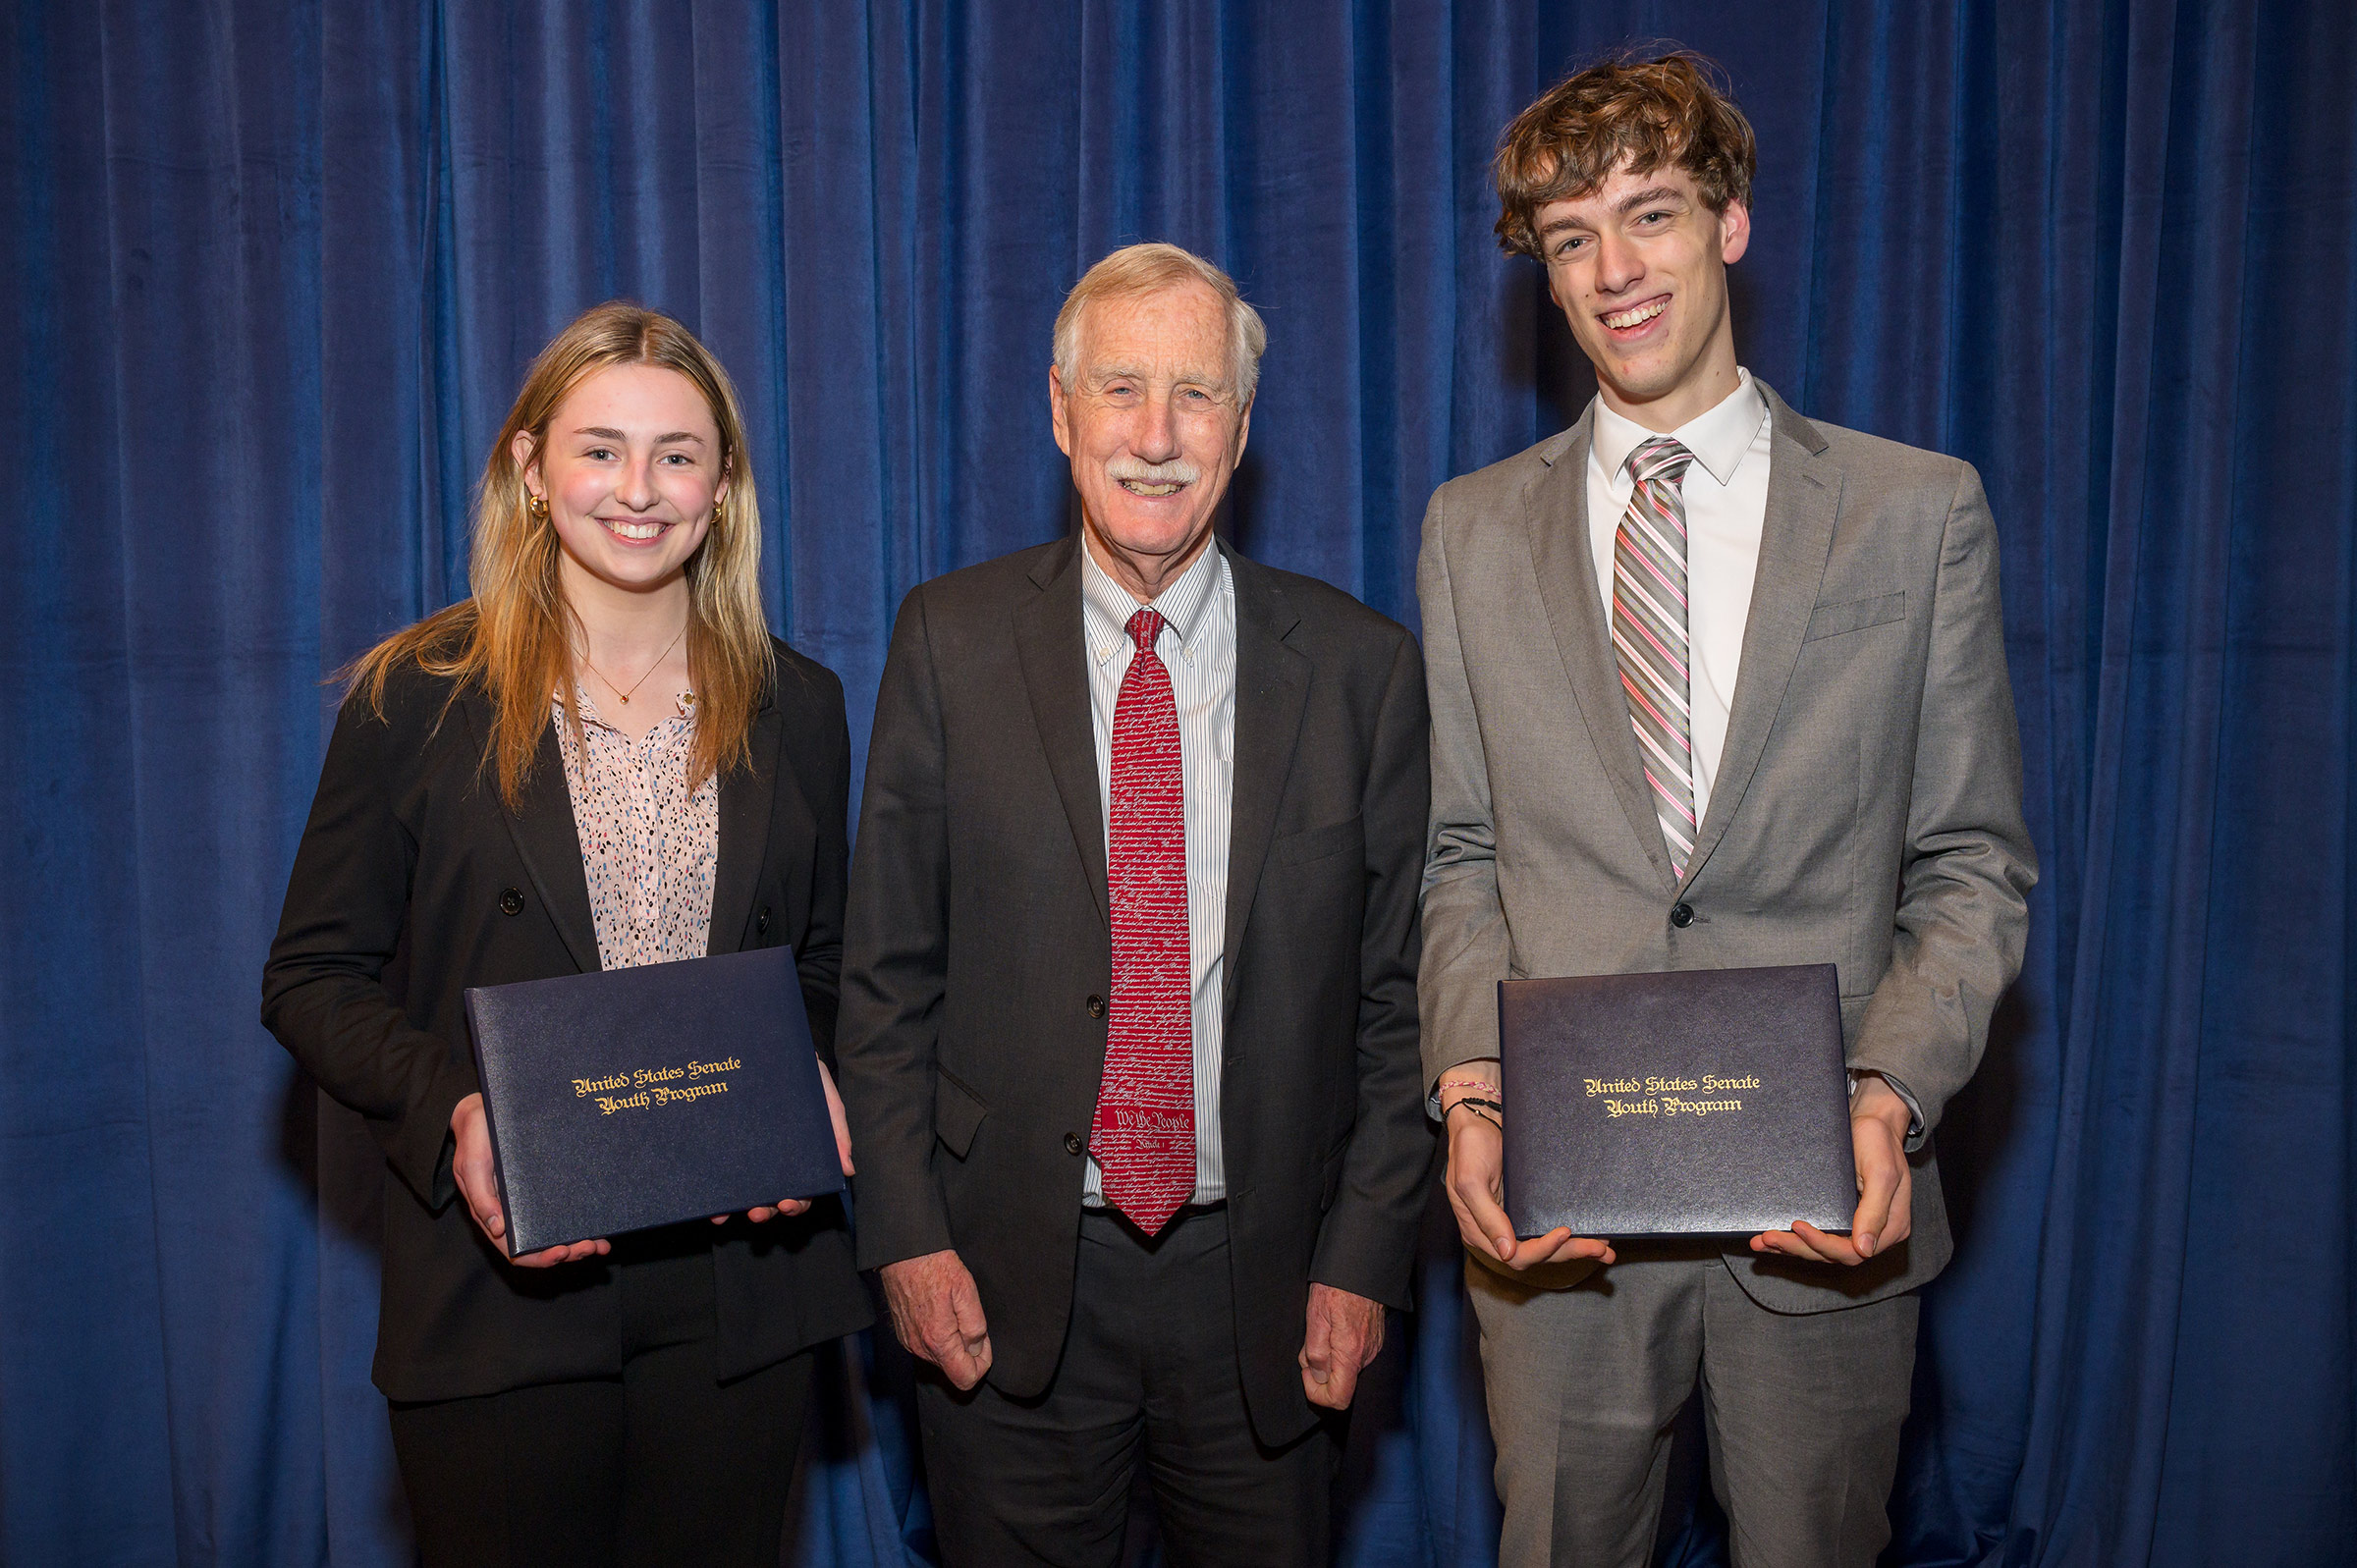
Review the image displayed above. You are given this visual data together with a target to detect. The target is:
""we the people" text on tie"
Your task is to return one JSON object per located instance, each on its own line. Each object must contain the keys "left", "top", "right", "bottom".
{"left": 1088, "top": 607, "right": 1195, "bottom": 1234}
{"left": 1613, "top": 436, "right": 1700, "bottom": 877}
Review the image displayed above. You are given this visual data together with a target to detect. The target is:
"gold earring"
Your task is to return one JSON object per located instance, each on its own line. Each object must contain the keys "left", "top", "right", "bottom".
{"left": 527, "top": 491, "right": 549, "bottom": 520}
{"left": 712, "top": 496, "right": 726, "bottom": 529}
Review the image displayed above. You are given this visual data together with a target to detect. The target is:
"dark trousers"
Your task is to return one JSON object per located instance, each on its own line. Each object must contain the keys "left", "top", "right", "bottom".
{"left": 917, "top": 1205, "right": 1337, "bottom": 1568}
{"left": 388, "top": 1234, "right": 814, "bottom": 1568}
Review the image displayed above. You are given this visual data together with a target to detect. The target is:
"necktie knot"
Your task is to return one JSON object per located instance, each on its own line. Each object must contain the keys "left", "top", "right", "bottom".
{"left": 1125, "top": 607, "right": 1166, "bottom": 656}
{"left": 1627, "top": 436, "right": 1696, "bottom": 490}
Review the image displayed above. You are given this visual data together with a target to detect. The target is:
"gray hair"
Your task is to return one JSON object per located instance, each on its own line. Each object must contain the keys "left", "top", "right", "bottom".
{"left": 1052, "top": 242, "right": 1268, "bottom": 404}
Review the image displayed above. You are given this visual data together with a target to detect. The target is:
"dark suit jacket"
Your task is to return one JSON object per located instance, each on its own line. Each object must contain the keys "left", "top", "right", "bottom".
{"left": 835, "top": 535, "right": 1433, "bottom": 1445}
{"left": 261, "top": 637, "right": 870, "bottom": 1403}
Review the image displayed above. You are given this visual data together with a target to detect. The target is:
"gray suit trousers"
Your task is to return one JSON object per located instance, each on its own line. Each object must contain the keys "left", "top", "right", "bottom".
{"left": 1468, "top": 1249, "right": 1916, "bottom": 1568}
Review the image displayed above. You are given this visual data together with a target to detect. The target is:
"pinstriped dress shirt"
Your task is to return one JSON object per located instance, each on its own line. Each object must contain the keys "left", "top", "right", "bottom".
{"left": 1078, "top": 537, "right": 1235, "bottom": 1207}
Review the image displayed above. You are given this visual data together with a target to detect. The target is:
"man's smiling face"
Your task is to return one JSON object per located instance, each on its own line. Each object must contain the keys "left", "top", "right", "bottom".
{"left": 1534, "top": 160, "right": 1750, "bottom": 431}
{"left": 1049, "top": 280, "right": 1250, "bottom": 597}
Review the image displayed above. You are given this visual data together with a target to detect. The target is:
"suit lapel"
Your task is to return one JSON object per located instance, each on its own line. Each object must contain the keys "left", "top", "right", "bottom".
{"left": 484, "top": 695, "right": 602, "bottom": 974}
{"left": 1679, "top": 387, "right": 1840, "bottom": 889}
{"left": 1013, "top": 535, "right": 1111, "bottom": 926}
{"left": 1522, "top": 410, "right": 1680, "bottom": 889}
{"left": 1221, "top": 545, "right": 1309, "bottom": 1016}
{"left": 706, "top": 696, "right": 781, "bottom": 956}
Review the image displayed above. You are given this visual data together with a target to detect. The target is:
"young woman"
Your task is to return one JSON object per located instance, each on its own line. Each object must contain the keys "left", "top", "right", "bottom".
{"left": 263, "top": 302, "right": 867, "bottom": 1566}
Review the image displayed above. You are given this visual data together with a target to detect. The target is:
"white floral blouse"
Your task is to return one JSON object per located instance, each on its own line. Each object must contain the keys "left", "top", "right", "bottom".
{"left": 553, "top": 686, "right": 718, "bottom": 971}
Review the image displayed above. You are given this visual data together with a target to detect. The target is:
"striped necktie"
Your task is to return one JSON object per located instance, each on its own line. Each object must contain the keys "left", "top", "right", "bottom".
{"left": 1613, "top": 436, "right": 1700, "bottom": 877}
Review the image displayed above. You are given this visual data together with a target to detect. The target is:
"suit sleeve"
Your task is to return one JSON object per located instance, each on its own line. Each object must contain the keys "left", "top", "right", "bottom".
{"left": 1848, "top": 461, "right": 2038, "bottom": 1143}
{"left": 1415, "top": 484, "right": 1511, "bottom": 1094}
{"left": 1308, "top": 628, "right": 1436, "bottom": 1309}
{"left": 835, "top": 586, "right": 959, "bottom": 1271}
{"left": 259, "top": 680, "right": 476, "bottom": 1211}
{"left": 793, "top": 665, "right": 854, "bottom": 1070}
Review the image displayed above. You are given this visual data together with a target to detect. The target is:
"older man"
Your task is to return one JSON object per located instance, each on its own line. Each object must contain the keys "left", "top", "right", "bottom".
{"left": 835, "top": 243, "right": 1432, "bottom": 1563}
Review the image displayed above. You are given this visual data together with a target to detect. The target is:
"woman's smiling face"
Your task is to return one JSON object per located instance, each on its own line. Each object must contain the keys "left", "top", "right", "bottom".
{"left": 517, "top": 362, "right": 726, "bottom": 597}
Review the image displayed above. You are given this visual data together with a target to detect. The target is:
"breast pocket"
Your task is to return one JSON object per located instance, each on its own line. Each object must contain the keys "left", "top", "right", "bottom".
{"left": 1802, "top": 589, "right": 1907, "bottom": 642}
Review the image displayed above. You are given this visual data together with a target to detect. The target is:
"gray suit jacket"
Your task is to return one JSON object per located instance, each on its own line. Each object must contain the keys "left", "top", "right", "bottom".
{"left": 837, "top": 534, "right": 1434, "bottom": 1442}
{"left": 1417, "top": 385, "right": 2035, "bottom": 1311}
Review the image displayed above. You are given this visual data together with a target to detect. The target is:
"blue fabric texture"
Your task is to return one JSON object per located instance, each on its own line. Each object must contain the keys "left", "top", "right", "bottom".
{"left": 3, "top": 2, "right": 2352, "bottom": 1564}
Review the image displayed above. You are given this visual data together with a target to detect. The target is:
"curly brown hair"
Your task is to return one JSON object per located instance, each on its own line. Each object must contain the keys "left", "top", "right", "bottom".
{"left": 1494, "top": 51, "right": 1757, "bottom": 258}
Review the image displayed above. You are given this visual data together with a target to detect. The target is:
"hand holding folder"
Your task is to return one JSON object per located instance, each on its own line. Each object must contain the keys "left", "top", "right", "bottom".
{"left": 1747, "top": 1070, "right": 1915, "bottom": 1265}
{"left": 448, "top": 1057, "right": 857, "bottom": 1266}
{"left": 459, "top": 945, "right": 850, "bottom": 1260}
{"left": 704, "top": 1060, "right": 857, "bottom": 1227}
{"left": 450, "top": 1091, "right": 612, "bottom": 1267}
{"left": 1439, "top": 1064, "right": 1617, "bottom": 1272}
{"left": 1484, "top": 964, "right": 1861, "bottom": 1252}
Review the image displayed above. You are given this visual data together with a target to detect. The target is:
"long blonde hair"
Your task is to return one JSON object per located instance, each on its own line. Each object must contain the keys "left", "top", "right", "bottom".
{"left": 348, "top": 301, "right": 773, "bottom": 808}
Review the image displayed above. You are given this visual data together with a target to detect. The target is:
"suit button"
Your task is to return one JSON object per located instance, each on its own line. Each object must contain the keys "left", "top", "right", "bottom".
{"left": 1064, "top": 1133, "right": 1085, "bottom": 1157}
{"left": 1670, "top": 901, "right": 1695, "bottom": 929}
{"left": 756, "top": 906, "right": 772, "bottom": 936}
{"left": 1086, "top": 995, "right": 1107, "bottom": 1019}
{"left": 499, "top": 888, "right": 524, "bottom": 916}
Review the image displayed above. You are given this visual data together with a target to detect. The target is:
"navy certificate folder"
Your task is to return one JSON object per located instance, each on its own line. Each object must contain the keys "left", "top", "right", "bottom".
{"left": 1498, "top": 963, "right": 1855, "bottom": 1240}
{"left": 463, "top": 945, "right": 843, "bottom": 1256}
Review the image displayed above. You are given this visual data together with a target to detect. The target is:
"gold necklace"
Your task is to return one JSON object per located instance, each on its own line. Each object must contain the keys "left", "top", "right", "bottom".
{"left": 577, "top": 623, "right": 685, "bottom": 707}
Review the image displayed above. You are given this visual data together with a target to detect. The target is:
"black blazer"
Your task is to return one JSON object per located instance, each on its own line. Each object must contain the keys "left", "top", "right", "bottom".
{"left": 835, "top": 536, "right": 1434, "bottom": 1446}
{"left": 262, "top": 637, "right": 870, "bottom": 1403}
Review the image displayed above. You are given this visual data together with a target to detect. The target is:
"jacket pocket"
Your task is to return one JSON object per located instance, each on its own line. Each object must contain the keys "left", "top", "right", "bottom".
{"left": 934, "top": 1067, "right": 988, "bottom": 1160}
{"left": 1275, "top": 814, "right": 1364, "bottom": 866}
{"left": 1802, "top": 589, "right": 1907, "bottom": 642}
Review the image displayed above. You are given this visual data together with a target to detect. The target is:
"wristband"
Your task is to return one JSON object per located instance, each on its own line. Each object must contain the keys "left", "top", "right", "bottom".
{"left": 1442, "top": 1096, "right": 1505, "bottom": 1130}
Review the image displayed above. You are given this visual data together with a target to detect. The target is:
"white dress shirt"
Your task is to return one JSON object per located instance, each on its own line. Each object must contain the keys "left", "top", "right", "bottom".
{"left": 1079, "top": 537, "right": 1235, "bottom": 1207}
{"left": 1586, "top": 368, "right": 1773, "bottom": 830}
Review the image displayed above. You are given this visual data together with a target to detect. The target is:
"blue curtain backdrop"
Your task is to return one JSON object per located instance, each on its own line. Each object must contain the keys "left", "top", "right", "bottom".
{"left": 4, "top": 1, "right": 2352, "bottom": 1564}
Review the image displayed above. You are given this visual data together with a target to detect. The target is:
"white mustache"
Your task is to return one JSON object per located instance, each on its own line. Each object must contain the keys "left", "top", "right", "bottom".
{"left": 1105, "top": 457, "right": 1199, "bottom": 486}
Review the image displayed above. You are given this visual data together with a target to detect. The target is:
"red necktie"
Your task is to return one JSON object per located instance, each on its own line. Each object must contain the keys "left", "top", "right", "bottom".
{"left": 1088, "top": 607, "right": 1195, "bottom": 1234}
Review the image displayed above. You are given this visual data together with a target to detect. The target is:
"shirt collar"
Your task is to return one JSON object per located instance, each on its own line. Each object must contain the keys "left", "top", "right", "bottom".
{"left": 1589, "top": 366, "right": 1767, "bottom": 489}
{"left": 1081, "top": 533, "right": 1224, "bottom": 665}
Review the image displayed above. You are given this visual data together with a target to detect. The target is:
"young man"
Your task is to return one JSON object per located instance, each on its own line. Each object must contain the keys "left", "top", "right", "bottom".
{"left": 1416, "top": 54, "right": 2035, "bottom": 1567}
